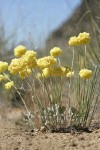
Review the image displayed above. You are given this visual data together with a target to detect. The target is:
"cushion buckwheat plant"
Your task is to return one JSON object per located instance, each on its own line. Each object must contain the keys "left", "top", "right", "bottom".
{"left": 0, "top": 33, "right": 100, "bottom": 132}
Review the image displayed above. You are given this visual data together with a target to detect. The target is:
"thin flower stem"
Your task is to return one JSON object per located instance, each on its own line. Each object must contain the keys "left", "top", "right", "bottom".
{"left": 13, "top": 85, "right": 34, "bottom": 126}
{"left": 68, "top": 79, "right": 71, "bottom": 108}
{"left": 10, "top": 90, "right": 25, "bottom": 114}
{"left": 68, "top": 47, "right": 75, "bottom": 108}
{"left": 59, "top": 77, "right": 63, "bottom": 105}
{"left": 57, "top": 57, "right": 61, "bottom": 66}
{"left": 84, "top": 45, "right": 87, "bottom": 67}
{"left": 3, "top": 73, "right": 12, "bottom": 82}
{"left": 72, "top": 47, "right": 75, "bottom": 70}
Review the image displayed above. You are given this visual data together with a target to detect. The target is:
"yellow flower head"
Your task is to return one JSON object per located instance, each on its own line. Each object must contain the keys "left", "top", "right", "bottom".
{"left": 37, "top": 56, "right": 57, "bottom": 69}
{"left": 25, "top": 50, "right": 37, "bottom": 58}
{"left": 9, "top": 55, "right": 37, "bottom": 76}
{"left": 0, "top": 61, "right": 8, "bottom": 73}
{"left": 51, "top": 66, "right": 66, "bottom": 77}
{"left": 66, "top": 71, "right": 74, "bottom": 78}
{"left": 14, "top": 45, "right": 26, "bottom": 57}
{"left": 69, "top": 32, "right": 91, "bottom": 46}
{"left": 19, "top": 68, "right": 32, "bottom": 79}
{"left": 5, "top": 81, "right": 14, "bottom": 90}
{"left": 8, "top": 58, "right": 21, "bottom": 75}
{"left": 0, "top": 74, "right": 4, "bottom": 82}
{"left": 21, "top": 55, "right": 37, "bottom": 69}
{"left": 77, "top": 32, "right": 91, "bottom": 45}
{"left": 68, "top": 36, "right": 80, "bottom": 46}
{"left": 50, "top": 47, "right": 62, "bottom": 57}
{"left": 20, "top": 50, "right": 37, "bottom": 69}
{"left": 79, "top": 68, "right": 92, "bottom": 79}
{"left": 42, "top": 68, "right": 51, "bottom": 78}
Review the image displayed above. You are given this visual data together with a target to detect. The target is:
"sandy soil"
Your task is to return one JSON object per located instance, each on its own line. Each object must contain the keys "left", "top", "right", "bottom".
{"left": 0, "top": 108, "right": 100, "bottom": 150}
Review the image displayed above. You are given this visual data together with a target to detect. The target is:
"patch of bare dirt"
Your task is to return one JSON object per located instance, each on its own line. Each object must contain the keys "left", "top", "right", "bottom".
{"left": 0, "top": 108, "right": 100, "bottom": 150}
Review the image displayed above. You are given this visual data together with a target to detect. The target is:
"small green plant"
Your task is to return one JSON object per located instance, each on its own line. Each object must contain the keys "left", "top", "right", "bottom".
{"left": 0, "top": 32, "right": 99, "bottom": 131}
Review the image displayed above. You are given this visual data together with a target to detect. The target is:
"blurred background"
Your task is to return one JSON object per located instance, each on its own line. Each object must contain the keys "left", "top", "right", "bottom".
{"left": 0, "top": 0, "right": 100, "bottom": 63}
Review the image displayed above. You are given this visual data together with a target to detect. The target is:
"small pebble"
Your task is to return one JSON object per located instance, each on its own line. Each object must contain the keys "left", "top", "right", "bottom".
{"left": 40, "top": 126, "right": 46, "bottom": 133}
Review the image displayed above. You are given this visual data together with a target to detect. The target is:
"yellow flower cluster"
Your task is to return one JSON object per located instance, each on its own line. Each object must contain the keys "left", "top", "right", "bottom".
{"left": 0, "top": 61, "right": 8, "bottom": 73}
{"left": 41, "top": 65, "right": 71, "bottom": 78}
{"left": 5, "top": 81, "right": 14, "bottom": 90}
{"left": 41, "top": 67, "right": 92, "bottom": 79}
{"left": 51, "top": 66, "right": 67, "bottom": 77}
{"left": 69, "top": 32, "right": 91, "bottom": 46}
{"left": 79, "top": 68, "right": 92, "bottom": 79}
{"left": 50, "top": 47, "right": 62, "bottom": 57}
{"left": 21, "top": 50, "right": 37, "bottom": 69}
{"left": 9, "top": 46, "right": 37, "bottom": 78}
{"left": 66, "top": 71, "right": 74, "bottom": 78}
{"left": 69, "top": 36, "right": 80, "bottom": 46}
{"left": 78, "top": 32, "right": 91, "bottom": 45}
{"left": 8, "top": 45, "right": 74, "bottom": 79}
{"left": 8, "top": 58, "right": 21, "bottom": 75}
{"left": 37, "top": 56, "right": 57, "bottom": 69}
{"left": 14, "top": 45, "right": 26, "bottom": 57}
{"left": 19, "top": 67, "right": 32, "bottom": 79}
{"left": 25, "top": 50, "right": 37, "bottom": 58}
